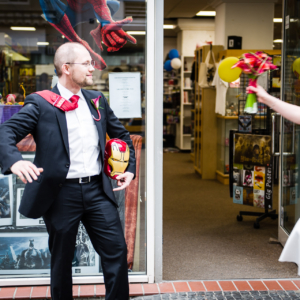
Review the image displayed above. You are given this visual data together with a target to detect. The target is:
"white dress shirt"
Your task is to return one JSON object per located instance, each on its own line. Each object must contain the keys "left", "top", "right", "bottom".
{"left": 57, "top": 82, "right": 101, "bottom": 179}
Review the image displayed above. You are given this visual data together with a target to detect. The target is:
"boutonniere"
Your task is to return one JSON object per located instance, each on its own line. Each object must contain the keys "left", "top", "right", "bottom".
{"left": 90, "top": 95, "right": 103, "bottom": 121}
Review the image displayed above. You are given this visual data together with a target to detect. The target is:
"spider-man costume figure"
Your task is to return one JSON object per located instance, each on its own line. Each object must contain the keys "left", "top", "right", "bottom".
{"left": 40, "top": 0, "right": 136, "bottom": 70}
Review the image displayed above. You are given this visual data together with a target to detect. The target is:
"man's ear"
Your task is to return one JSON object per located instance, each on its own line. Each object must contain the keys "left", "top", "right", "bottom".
{"left": 61, "top": 64, "right": 70, "bottom": 76}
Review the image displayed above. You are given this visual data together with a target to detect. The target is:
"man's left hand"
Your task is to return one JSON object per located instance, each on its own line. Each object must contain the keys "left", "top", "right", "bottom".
{"left": 113, "top": 172, "right": 134, "bottom": 191}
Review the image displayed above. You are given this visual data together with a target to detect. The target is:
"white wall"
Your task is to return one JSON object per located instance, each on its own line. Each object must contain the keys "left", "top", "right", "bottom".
{"left": 215, "top": 2, "right": 274, "bottom": 49}
{"left": 215, "top": 3, "right": 226, "bottom": 47}
{"left": 182, "top": 30, "right": 215, "bottom": 56}
{"left": 176, "top": 19, "right": 215, "bottom": 57}
{"left": 164, "top": 37, "right": 177, "bottom": 59}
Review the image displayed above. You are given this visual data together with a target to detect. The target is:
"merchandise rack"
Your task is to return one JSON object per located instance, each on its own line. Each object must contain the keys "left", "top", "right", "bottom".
{"left": 229, "top": 129, "right": 278, "bottom": 229}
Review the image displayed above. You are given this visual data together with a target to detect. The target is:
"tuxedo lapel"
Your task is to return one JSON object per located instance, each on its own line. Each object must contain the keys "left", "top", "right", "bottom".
{"left": 81, "top": 89, "right": 105, "bottom": 156}
{"left": 51, "top": 85, "right": 70, "bottom": 157}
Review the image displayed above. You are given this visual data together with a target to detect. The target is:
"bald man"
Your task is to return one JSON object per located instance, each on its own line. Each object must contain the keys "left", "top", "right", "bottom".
{"left": 0, "top": 42, "right": 136, "bottom": 300}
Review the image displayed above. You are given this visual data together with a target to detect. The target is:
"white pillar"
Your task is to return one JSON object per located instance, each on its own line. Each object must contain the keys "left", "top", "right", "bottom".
{"left": 211, "top": 0, "right": 277, "bottom": 49}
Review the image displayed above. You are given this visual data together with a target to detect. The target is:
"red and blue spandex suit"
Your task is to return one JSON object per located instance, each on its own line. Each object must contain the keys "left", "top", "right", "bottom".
{"left": 40, "top": 0, "right": 136, "bottom": 70}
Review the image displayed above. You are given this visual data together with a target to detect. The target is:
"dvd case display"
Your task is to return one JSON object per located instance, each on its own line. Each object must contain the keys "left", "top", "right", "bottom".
{"left": 0, "top": 175, "right": 13, "bottom": 226}
{"left": 233, "top": 133, "right": 273, "bottom": 209}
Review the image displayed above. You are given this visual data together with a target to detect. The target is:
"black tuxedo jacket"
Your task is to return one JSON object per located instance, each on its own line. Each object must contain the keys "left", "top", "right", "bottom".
{"left": 0, "top": 85, "right": 136, "bottom": 218}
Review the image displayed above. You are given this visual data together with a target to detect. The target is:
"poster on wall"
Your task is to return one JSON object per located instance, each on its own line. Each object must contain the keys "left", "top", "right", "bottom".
{"left": 233, "top": 133, "right": 273, "bottom": 209}
{"left": 234, "top": 133, "right": 271, "bottom": 166}
{"left": 72, "top": 222, "right": 99, "bottom": 275}
{"left": 0, "top": 223, "right": 99, "bottom": 275}
{"left": 0, "top": 175, "right": 13, "bottom": 226}
{"left": 16, "top": 188, "right": 45, "bottom": 227}
{"left": 109, "top": 72, "right": 142, "bottom": 119}
{"left": 238, "top": 116, "right": 252, "bottom": 133}
{"left": 0, "top": 233, "right": 50, "bottom": 274}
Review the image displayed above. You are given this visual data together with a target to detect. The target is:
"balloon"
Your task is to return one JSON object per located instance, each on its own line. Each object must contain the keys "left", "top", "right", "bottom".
{"left": 218, "top": 57, "right": 242, "bottom": 83}
{"left": 164, "top": 60, "right": 173, "bottom": 71}
{"left": 169, "top": 49, "right": 179, "bottom": 59}
{"left": 293, "top": 58, "right": 300, "bottom": 78}
{"left": 171, "top": 58, "right": 181, "bottom": 70}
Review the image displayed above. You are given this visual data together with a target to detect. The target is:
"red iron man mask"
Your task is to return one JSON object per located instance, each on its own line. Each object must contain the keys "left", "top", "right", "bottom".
{"left": 104, "top": 139, "right": 130, "bottom": 180}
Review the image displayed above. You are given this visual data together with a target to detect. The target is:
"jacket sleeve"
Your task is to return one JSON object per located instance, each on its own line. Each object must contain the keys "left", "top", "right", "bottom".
{"left": 103, "top": 94, "right": 137, "bottom": 178}
{"left": 0, "top": 95, "right": 40, "bottom": 175}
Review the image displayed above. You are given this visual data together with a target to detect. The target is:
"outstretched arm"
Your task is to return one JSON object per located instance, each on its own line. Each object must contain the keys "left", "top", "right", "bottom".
{"left": 89, "top": 0, "right": 136, "bottom": 52}
{"left": 0, "top": 96, "right": 43, "bottom": 182}
{"left": 247, "top": 85, "right": 300, "bottom": 125}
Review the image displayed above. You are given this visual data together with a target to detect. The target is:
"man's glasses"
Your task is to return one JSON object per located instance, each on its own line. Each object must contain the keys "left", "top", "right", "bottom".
{"left": 65, "top": 60, "right": 96, "bottom": 67}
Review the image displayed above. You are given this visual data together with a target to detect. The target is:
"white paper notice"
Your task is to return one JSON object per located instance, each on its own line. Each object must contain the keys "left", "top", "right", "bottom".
{"left": 109, "top": 72, "right": 142, "bottom": 119}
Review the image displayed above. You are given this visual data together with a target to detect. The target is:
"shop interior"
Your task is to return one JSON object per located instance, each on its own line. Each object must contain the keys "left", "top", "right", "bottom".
{"left": 162, "top": 0, "right": 300, "bottom": 280}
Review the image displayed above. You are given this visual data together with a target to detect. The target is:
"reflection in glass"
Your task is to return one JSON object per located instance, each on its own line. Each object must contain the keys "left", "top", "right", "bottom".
{"left": 0, "top": 0, "right": 147, "bottom": 276}
{"left": 281, "top": 0, "right": 300, "bottom": 234}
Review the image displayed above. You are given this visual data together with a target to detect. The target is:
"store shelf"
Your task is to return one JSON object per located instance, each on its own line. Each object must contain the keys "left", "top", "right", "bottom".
{"left": 216, "top": 115, "right": 267, "bottom": 119}
{"left": 219, "top": 49, "right": 281, "bottom": 59}
{"left": 175, "top": 54, "right": 194, "bottom": 151}
{"left": 217, "top": 115, "right": 238, "bottom": 119}
{"left": 124, "top": 125, "right": 144, "bottom": 132}
{"left": 192, "top": 45, "right": 224, "bottom": 180}
{"left": 216, "top": 170, "right": 229, "bottom": 185}
{"left": 190, "top": 152, "right": 195, "bottom": 162}
{"left": 183, "top": 134, "right": 192, "bottom": 136}
{"left": 194, "top": 166, "right": 202, "bottom": 175}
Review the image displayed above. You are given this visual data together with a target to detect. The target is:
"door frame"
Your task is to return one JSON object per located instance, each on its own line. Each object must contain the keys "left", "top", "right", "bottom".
{"left": 278, "top": 0, "right": 290, "bottom": 246}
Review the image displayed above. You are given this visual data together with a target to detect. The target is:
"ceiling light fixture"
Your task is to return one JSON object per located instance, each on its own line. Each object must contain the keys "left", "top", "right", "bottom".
{"left": 126, "top": 31, "right": 146, "bottom": 35}
{"left": 196, "top": 11, "right": 216, "bottom": 17}
{"left": 273, "top": 39, "right": 283, "bottom": 43}
{"left": 37, "top": 42, "right": 49, "bottom": 46}
{"left": 11, "top": 26, "right": 36, "bottom": 31}
{"left": 163, "top": 24, "right": 176, "bottom": 29}
{"left": 273, "top": 18, "right": 282, "bottom": 23}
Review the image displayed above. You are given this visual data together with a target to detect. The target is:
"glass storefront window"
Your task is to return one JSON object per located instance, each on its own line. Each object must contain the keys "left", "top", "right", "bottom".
{"left": 281, "top": 0, "right": 300, "bottom": 236}
{"left": 0, "top": 0, "right": 147, "bottom": 279}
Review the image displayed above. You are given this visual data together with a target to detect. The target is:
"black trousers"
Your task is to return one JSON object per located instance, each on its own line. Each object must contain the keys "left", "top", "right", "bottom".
{"left": 43, "top": 176, "right": 129, "bottom": 300}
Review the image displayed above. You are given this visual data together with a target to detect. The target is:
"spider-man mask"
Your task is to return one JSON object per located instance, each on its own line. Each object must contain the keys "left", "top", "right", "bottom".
{"left": 104, "top": 139, "right": 130, "bottom": 179}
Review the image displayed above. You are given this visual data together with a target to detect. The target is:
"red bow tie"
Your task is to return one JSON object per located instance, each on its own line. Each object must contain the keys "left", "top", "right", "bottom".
{"left": 63, "top": 95, "right": 80, "bottom": 111}
{"left": 33, "top": 92, "right": 80, "bottom": 112}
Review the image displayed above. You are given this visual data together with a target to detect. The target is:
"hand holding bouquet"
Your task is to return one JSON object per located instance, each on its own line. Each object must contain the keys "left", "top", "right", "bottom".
{"left": 232, "top": 52, "right": 277, "bottom": 114}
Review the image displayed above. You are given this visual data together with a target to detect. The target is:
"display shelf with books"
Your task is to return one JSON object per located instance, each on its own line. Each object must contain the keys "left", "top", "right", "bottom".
{"left": 175, "top": 55, "right": 194, "bottom": 150}
{"left": 192, "top": 45, "right": 224, "bottom": 179}
{"left": 163, "top": 70, "right": 180, "bottom": 148}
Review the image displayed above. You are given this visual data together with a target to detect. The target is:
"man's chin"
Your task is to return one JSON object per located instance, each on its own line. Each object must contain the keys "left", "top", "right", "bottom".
{"left": 80, "top": 79, "right": 93, "bottom": 88}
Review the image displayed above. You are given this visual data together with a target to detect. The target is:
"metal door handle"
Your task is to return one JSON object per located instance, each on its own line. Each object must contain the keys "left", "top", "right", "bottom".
{"left": 272, "top": 112, "right": 280, "bottom": 156}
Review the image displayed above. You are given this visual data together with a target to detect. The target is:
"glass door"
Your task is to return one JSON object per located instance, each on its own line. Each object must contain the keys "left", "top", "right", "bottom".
{"left": 279, "top": 0, "right": 300, "bottom": 245}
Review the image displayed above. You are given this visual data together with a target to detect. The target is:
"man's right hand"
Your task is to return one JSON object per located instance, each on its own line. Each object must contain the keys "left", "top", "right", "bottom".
{"left": 10, "top": 161, "right": 44, "bottom": 184}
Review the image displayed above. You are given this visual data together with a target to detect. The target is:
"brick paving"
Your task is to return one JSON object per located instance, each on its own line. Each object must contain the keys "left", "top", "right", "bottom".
{"left": 1, "top": 280, "right": 300, "bottom": 299}
{"left": 131, "top": 290, "right": 300, "bottom": 300}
